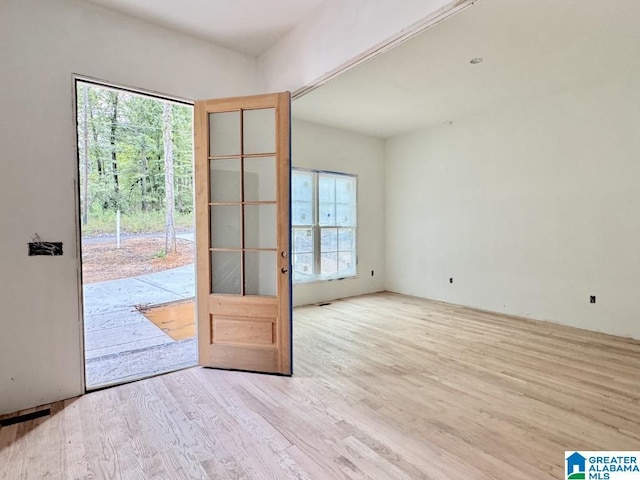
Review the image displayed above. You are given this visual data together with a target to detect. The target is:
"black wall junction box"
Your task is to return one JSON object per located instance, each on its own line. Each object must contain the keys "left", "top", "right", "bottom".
{"left": 28, "top": 242, "right": 63, "bottom": 256}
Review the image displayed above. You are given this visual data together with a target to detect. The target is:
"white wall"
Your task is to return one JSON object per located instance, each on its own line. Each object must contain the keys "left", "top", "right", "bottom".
{"left": 0, "top": 0, "right": 259, "bottom": 415}
{"left": 385, "top": 75, "right": 640, "bottom": 340}
{"left": 260, "top": 0, "right": 466, "bottom": 93}
{"left": 292, "top": 120, "right": 385, "bottom": 306}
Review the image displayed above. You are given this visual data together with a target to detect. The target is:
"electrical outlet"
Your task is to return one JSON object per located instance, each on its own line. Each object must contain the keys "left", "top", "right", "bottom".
{"left": 590, "top": 295, "right": 596, "bottom": 304}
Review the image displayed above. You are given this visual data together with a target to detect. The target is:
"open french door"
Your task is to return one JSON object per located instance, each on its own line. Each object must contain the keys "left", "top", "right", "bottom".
{"left": 194, "top": 92, "right": 292, "bottom": 375}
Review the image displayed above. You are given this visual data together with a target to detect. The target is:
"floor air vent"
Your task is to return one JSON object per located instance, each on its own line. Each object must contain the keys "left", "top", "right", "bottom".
{"left": 0, "top": 408, "right": 51, "bottom": 427}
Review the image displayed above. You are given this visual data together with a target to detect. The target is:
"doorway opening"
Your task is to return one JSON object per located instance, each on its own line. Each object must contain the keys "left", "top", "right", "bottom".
{"left": 75, "top": 79, "right": 197, "bottom": 390}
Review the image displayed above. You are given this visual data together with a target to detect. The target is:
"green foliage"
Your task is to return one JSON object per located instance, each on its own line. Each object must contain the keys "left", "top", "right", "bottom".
{"left": 77, "top": 83, "right": 194, "bottom": 225}
{"left": 82, "top": 210, "right": 194, "bottom": 236}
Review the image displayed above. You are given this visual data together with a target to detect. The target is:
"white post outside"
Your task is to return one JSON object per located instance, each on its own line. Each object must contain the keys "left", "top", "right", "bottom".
{"left": 116, "top": 209, "right": 121, "bottom": 249}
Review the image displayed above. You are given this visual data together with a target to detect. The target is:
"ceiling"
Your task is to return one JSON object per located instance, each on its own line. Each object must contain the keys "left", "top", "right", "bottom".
{"left": 82, "top": 0, "right": 327, "bottom": 56}
{"left": 293, "top": 0, "right": 640, "bottom": 138}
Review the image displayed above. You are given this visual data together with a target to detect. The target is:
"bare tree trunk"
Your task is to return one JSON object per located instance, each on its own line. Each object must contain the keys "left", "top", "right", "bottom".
{"left": 88, "top": 95, "right": 102, "bottom": 177}
{"left": 163, "top": 102, "right": 176, "bottom": 254}
{"left": 82, "top": 84, "right": 89, "bottom": 225}
{"left": 141, "top": 153, "right": 147, "bottom": 212}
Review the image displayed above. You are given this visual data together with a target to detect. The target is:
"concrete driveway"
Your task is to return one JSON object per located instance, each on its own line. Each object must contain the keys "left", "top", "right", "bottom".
{"left": 83, "top": 264, "right": 197, "bottom": 388}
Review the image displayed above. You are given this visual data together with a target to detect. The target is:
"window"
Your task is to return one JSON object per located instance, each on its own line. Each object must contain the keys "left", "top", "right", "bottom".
{"left": 292, "top": 169, "right": 357, "bottom": 283}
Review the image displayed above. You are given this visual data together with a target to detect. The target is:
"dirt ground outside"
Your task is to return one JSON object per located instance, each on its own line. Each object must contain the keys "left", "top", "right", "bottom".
{"left": 81, "top": 236, "right": 195, "bottom": 284}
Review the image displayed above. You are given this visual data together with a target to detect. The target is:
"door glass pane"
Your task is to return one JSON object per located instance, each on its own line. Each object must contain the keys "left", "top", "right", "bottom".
{"left": 245, "top": 251, "right": 276, "bottom": 296}
{"left": 244, "top": 204, "right": 276, "bottom": 249}
{"left": 209, "top": 111, "right": 240, "bottom": 156}
{"left": 243, "top": 108, "right": 275, "bottom": 154}
{"left": 211, "top": 251, "right": 241, "bottom": 294}
{"left": 210, "top": 158, "right": 240, "bottom": 203}
{"left": 210, "top": 206, "right": 241, "bottom": 249}
{"left": 244, "top": 157, "right": 276, "bottom": 202}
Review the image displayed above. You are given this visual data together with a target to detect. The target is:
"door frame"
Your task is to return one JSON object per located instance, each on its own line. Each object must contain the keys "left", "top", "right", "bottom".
{"left": 71, "top": 74, "right": 196, "bottom": 392}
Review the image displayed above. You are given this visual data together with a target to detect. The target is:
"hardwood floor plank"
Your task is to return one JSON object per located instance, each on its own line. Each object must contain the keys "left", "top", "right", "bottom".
{"left": 0, "top": 424, "right": 18, "bottom": 480}
{"left": 1, "top": 292, "right": 639, "bottom": 479}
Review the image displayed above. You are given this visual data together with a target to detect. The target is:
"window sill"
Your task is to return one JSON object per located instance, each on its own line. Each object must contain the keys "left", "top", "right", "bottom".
{"left": 293, "top": 275, "right": 358, "bottom": 286}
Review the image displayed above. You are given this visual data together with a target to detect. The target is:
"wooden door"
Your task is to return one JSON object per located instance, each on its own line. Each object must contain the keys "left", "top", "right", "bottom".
{"left": 194, "top": 92, "right": 291, "bottom": 375}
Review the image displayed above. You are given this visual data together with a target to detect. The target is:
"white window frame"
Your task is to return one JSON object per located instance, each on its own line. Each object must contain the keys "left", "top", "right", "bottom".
{"left": 292, "top": 168, "right": 357, "bottom": 284}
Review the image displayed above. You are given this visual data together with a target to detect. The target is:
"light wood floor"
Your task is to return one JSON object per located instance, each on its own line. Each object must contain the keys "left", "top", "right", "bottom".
{"left": 2, "top": 292, "right": 639, "bottom": 479}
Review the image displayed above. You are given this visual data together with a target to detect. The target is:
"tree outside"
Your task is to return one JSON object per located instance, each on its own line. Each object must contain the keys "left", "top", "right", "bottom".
{"left": 77, "top": 82, "right": 195, "bottom": 280}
